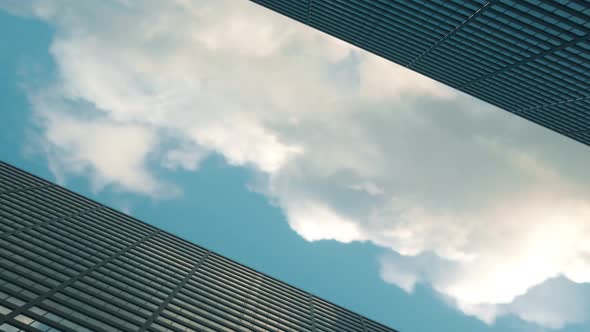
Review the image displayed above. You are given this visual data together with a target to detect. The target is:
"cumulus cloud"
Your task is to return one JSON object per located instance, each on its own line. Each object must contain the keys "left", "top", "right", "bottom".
{"left": 27, "top": 89, "right": 179, "bottom": 197}
{"left": 162, "top": 143, "right": 207, "bottom": 171}
{"left": 507, "top": 277, "right": 590, "bottom": 329}
{"left": 6, "top": 0, "right": 590, "bottom": 328}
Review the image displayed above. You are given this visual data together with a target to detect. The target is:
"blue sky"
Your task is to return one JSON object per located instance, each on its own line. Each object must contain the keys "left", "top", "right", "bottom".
{"left": 1, "top": 2, "right": 590, "bottom": 332}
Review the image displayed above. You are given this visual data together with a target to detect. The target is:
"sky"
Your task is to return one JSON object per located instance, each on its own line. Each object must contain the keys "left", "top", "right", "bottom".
{"left": 1, "top": 1, "right": 590, "bottom": 331}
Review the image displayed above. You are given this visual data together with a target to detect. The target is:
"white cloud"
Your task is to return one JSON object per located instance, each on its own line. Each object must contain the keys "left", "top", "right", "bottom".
{"left": 8, "top": 0, "right": 590, "bottom": 328}
{"left": 507, "top": 277, "right": 590, "bottom": 329}
{"left": 358, "top": 55, "right": 456, "bottom": 100}
{"left": 28, "top": 89, "right": 179, "bottom": 197}
{"left": 348, "top": 181, "right": 384, "bottom": 196}
{"left": 284, "top": 200, "right": 367, "bottom": 243}
{"left": 162, "top": 143, "right": 207, "bottom": 171}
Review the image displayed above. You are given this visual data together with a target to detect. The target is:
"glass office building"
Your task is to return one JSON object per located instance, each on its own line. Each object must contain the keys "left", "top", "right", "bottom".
{"left": 0, "top": 161, "right": 397, "bottom": 332}
{"left": 251, "top": 0, "right": 590, "bottom": 146}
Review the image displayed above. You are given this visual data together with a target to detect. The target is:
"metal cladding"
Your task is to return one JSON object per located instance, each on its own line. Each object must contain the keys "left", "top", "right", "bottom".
{"left": 250, "top": 0, "right": 590, "bottom": 146}
{"left": 0, "top": 160, "right": 398, "bottom": 332}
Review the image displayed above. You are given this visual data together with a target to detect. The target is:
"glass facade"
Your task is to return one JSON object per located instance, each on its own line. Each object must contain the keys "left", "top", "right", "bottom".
{"left": 251, "top": 0, "right": 590, "bottom": 145}
{"left": 0, "top": 161, "right": 397, "bottom": 332}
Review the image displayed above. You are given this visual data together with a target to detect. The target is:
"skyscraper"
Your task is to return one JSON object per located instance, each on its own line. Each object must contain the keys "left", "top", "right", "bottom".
{"left": 250, "top": 0, "right": 590, "bottom": 146}
{"left": 0, "top": 161, "right": 397, "bottom": 332}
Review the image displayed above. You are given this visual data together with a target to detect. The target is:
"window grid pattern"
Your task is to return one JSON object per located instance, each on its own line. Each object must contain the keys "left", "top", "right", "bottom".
{"left": 250, "top": 0, "right": 590, "bottom": 146}
{"left": 0, "top": 161, "right": 398, "bottom": 332}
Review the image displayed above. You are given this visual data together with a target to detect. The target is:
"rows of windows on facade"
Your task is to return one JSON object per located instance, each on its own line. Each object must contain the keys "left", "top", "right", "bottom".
{"left": 252, "top": 0, "right": 590, "bottom": 146}
{"left": 0, "top": 161, "right": 398, "bottom": 332}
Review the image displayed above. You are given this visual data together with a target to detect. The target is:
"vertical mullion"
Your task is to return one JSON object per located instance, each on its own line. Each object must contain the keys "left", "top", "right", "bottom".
{"left": 0, "top": 206, "right": 103, "bottom": 239}
{"left": 408, "top": 0, "right": 497, "bottom": 67}
{"left": 358, "top": 313, "right": 368, "bottom": 332}
{"left": 139, "top": 251, "right": 211, "bottom": 331}
{"left": 0, "top": 184, "right": 53, "bottom": 196}
{"left": 0, "top": 318, "right": 43, "bottom": 332}
{"left": 0, "top": 229, "right": 160, "bottom": 325}
{"left": 308, "top": 294, "right": 318, "bottom": 331}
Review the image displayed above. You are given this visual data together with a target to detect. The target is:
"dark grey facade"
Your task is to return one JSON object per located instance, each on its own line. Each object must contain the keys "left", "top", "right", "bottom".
{"left": 251, "top": 0, "right": 590, "bottom": 146}
{"left": 0, "top": 160, "right": 397, "bottom": 332}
